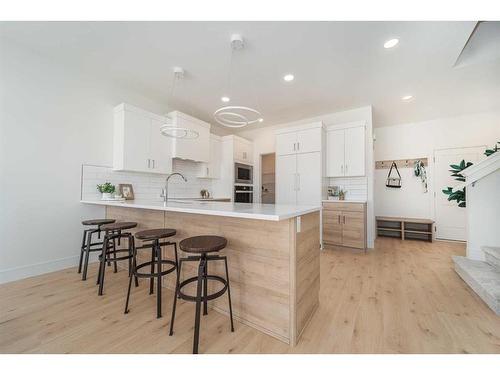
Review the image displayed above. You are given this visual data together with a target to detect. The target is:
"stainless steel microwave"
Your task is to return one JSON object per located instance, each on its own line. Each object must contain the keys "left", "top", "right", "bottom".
{"left": 234, "top": 163, "right": 253, "bottom": 184}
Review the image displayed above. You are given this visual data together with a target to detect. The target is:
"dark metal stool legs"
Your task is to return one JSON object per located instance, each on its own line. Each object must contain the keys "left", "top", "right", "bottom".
{"left": 193, "top": 257, "right": 206, "bottom": 354}
{"left": 125, "top": 234, "right": 178, "bottom": 319}
{"left": 170, "top": 247, "right": 234, "bottom": 354}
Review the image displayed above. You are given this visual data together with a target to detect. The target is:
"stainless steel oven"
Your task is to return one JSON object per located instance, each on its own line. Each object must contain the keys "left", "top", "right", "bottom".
{"left": 234, "top": 184, "right": 253, "bottom": 203}
{"left": 234, "top": 163, "right": 253, "bottom": 184}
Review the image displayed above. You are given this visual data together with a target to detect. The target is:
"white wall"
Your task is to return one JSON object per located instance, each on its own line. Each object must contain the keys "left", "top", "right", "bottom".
{"left": 0, "top": 40, "right": 171, "bottom": 283}
{"left": 239, "top": 106, "right": 376, "bottom": 249}
{"left": 467, "top": 169, "right": 500, "bottom": 260}
{"left": 374, "top": 111, "right": 500, "bottom": 222}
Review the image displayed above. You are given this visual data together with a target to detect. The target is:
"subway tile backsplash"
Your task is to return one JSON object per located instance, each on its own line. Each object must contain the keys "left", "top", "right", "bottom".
{"left": 81, "top": 159, "right": 213, "bottom": 202}
{"left": 328, "top": 176, "right": 368, "bottom": 201}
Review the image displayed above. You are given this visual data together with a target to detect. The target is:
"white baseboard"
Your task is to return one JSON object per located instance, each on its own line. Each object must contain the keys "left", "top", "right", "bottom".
{"left": 0, "top": 253, "right": 99, "bottom": 284}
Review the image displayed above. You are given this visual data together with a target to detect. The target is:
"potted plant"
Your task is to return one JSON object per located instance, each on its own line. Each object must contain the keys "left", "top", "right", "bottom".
{"left": 97, "top": 182, "right": 115, "bottom": 200}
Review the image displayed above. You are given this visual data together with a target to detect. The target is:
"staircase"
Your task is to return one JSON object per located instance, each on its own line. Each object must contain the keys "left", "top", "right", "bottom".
{"left": 453, "top": 246, "right": 500, "bottom": 315}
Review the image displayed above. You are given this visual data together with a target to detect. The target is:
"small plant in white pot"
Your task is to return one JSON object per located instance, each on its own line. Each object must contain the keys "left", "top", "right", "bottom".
{"left": 97, "top": 182, "right": 115, "bottom": 200}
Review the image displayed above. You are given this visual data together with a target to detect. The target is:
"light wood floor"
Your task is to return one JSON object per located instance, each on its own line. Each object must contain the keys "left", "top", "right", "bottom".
{"left": 1, "top": 238, "right": 500, "bottom": 354}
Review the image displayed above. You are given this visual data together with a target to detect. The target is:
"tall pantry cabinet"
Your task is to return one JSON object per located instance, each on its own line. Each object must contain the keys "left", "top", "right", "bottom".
{"left": 275, "top": 123, "right": 324, "bottom": 206}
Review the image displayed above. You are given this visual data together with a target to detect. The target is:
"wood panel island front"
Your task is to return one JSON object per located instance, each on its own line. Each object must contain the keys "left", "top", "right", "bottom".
{"left": 81, "top": 200, "right": 321, "bottom": 346}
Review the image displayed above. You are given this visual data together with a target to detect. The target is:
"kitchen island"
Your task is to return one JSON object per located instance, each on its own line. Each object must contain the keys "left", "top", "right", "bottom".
{"left": 81, "top": 200, "right": 321, "bottom": 346}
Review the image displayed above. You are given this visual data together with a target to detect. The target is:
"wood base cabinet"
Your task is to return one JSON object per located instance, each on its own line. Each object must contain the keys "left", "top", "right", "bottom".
{"left": 323, "top": 201, "right": 366, "bottom": 250}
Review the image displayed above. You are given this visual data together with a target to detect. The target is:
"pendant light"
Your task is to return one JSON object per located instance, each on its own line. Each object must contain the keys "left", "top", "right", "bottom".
{"left": 213, "top": 34, "right": 263, "bottom": 128}
{"left": 160, "top": 67, "right": 199, "bottom": 139}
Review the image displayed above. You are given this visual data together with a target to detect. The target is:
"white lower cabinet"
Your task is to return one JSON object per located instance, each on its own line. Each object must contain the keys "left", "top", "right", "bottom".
{"left": 113, "top": 103, "right": 172, "bottom": 174}
{"left": 276, "top": 152, "right": 322, "bottom": 205}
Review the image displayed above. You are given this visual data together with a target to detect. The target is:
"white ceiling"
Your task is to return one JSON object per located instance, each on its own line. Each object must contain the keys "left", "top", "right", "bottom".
{"left": 1, "top": 21, "right": 500, "bottom": 131}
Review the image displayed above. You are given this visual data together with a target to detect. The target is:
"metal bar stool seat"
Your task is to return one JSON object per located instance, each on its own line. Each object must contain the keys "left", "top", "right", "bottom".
{"left": 97, "top": 222, "right": 138, "bottom": 296}
{"left": 169, "top": 235, "right": 234, "bottom": 354}
{"left": 124, "top": 228, "right": 179, "bottom": 319}
{"left": 79, "top": 218, "right": 116, "bottom": 280}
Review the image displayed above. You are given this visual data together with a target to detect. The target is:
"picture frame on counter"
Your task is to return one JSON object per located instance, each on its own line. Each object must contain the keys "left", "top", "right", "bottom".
{"left": 118, "top": 184, "right": 134, "bottom": 200}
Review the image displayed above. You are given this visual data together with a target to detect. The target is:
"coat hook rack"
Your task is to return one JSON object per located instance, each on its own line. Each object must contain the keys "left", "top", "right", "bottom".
{"left": 375, "top": 158, "right": 428, "bottom": 170}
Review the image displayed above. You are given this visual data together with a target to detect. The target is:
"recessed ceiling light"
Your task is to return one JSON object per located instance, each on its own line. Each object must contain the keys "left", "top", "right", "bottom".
{"left": 384, "top": 38, "right": 399, "bottom": 49}
{"left": 402, "top": 95, "right": 414, "bottom": 101}
{"left": 258, "top": 118, "right": 264, "bottom": 123}
{"left": 283, "top": 74, "right": 294, "bottom": 82}
{"left": 221, "top": 96, "right": 230, "bottom": 103}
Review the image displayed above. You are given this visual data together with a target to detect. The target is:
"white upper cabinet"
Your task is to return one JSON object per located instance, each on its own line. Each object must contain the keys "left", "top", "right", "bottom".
{"left": 296, "top": 127, "right": 322, "bottom": 154}
{"left": 198, "top": 134, "right": 221, "bottom": 179}
{"left": 233, "top": 136, "right": 253, "bottom": 164}
{"left": 276, "top": 131, "right": 297, "bottom": 156}
{"left": 326, "top": 123, "right": 365, "bottom": 177}
{"left": 326, "top": 129, "right": 345, "bottom": 177}
{"left": 344, "top": 126, "right": 365, "bottom": 176}
{"left": 276, "top": 123, "right": 323, "bottom": 156}
{"left": 168, "top": 111, "right": 210, "bottom": 163}
{"left": 113, "top": 103, "right": 172, "bottom": 174}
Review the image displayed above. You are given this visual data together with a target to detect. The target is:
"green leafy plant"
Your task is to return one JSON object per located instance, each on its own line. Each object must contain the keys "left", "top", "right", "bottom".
{"left": 484, "top": 141, "right": 499, "bottom": 157}
{"left": 97, "top": 182, "right": 115, "bottom": 194}
{"left": 442, "top": 159, "right": 472, "bottom": 208}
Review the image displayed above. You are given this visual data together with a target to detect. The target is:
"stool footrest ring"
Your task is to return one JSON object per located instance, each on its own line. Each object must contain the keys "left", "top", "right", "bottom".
{"left": 134, "top": 260, "right": 177, "bottom": 278}
{"left": 178, "top": 275, "right": 228, "bottom": 302}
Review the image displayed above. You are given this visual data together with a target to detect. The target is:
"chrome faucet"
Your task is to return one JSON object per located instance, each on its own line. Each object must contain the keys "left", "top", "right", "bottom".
{"left": 161, "top": 173, "right": 187, "bottom": 203}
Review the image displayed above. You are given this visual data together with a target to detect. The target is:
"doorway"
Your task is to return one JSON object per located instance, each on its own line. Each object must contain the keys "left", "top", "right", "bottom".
{"left": 261, "top": 153, "right": 276, "bottom": 204}
{"left": 434, "top": 146, "right": 486, "bottom": 241}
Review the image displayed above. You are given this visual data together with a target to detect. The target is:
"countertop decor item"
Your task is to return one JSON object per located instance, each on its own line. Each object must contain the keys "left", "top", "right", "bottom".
{"left": 97, "top": 182, "right": 115, "bottom": 200}
{"left": 338, "top": 189, "right": 347, "bottom": 200}
{"left": 118, "top": 183, "right": 134, "bottom": 200}
{"left": 200, "top": 189, "right": 210, "bottom": 199}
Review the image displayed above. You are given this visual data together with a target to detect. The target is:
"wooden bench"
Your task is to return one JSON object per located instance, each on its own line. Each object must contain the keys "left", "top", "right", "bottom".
{"left": 376, "top": 216, "right": 434, "bottom": 242}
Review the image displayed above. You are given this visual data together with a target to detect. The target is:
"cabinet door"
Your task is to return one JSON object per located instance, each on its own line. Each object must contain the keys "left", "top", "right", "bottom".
{"left": 122, "top": 110, "right": 151, "bottom": 172}
{"left": 171, "top": 114, "right": 210, "bottom": 163}
{"left": 322, "top": 209, "right": 343, "bottom": 245}
{"left": 342, "top": 211, "right": 365, "bottom": 249}
{"left": 276, "top": 154, "right": 297, "bottom": 204}
{"left": 149, "top": 118, "right": 172, "bottom": 174}
{"left": 296, "top": 152, "right": 322, "bottom": 205}
{"left": 276, "top": 132, "right": 297, "bottom": 156}
{"left": 234, "top": 138, "right": 253, "bottom": 164}
{"left": 296, "top": 127, "right": 321, "bottom": 154}
{"left": 209, "top": 136, "right": 221, "bottom": 178}
{"left": 326, "top": 129, "right": 345, "bottom": 177}
{"left": 344, "top": 126, "right": 365, "bottom": 176}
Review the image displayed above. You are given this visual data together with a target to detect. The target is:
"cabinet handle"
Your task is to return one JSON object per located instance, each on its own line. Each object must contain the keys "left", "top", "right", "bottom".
{"left": 338, "top": 215, "right": 341, "bottom": 224}
{"left": 345, "top": 164, "right": 348, "bottom": 174}
{"left": 341, "top": 165, "right": 343, "bottom": 175}
{"left": 206, "top": 167, "right": 209, "bottom": 175}
{"left": 297, "top": 142, "right": 300, "bottom": 151}
{"left": 152, "top": 159, "right": 155, "bottom": 169}
{"left": 147, "top": 159, "right": 151, "bottom": 168}
{"left": 343, "top": 215, "right": 346, "bottom": 224}
{"left": 293, "top": 143, "right": 296, "bottom": 151}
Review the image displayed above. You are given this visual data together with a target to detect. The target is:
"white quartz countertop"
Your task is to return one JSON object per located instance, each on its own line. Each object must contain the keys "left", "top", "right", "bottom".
{"left": 322, "top": 199, "right": 367, "bottom": 203}
{"left": 81, "top": 199, "right": 320, "bottom": 221}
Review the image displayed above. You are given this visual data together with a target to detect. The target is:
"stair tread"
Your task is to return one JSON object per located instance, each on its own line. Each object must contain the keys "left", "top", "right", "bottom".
{"left": 482, "top": 246, "right": 500, "bottom": 258}
{"left": 453, "top": 256, "right": 500, "bottom": 315}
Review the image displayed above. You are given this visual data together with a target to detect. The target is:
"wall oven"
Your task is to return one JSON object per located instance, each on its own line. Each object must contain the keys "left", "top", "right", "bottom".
{"left": 234, "top": 185, "right": 253, "bottom": 203}
{"left": 234, "top": 163, "right": 253, "bottom": 184}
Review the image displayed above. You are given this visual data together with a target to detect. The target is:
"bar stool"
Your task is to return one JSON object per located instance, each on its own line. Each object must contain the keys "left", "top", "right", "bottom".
{"left": 169, "top": 235, "right": 234, "bottom": 354}
{"left": 124, "top": 228, "right": 179, "bottom": 319}
{"left": 97, "top": 222, "right": 138, "bottom": 296}
{"left": 79, "top": 219, "right": 116, "bottom": 280}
